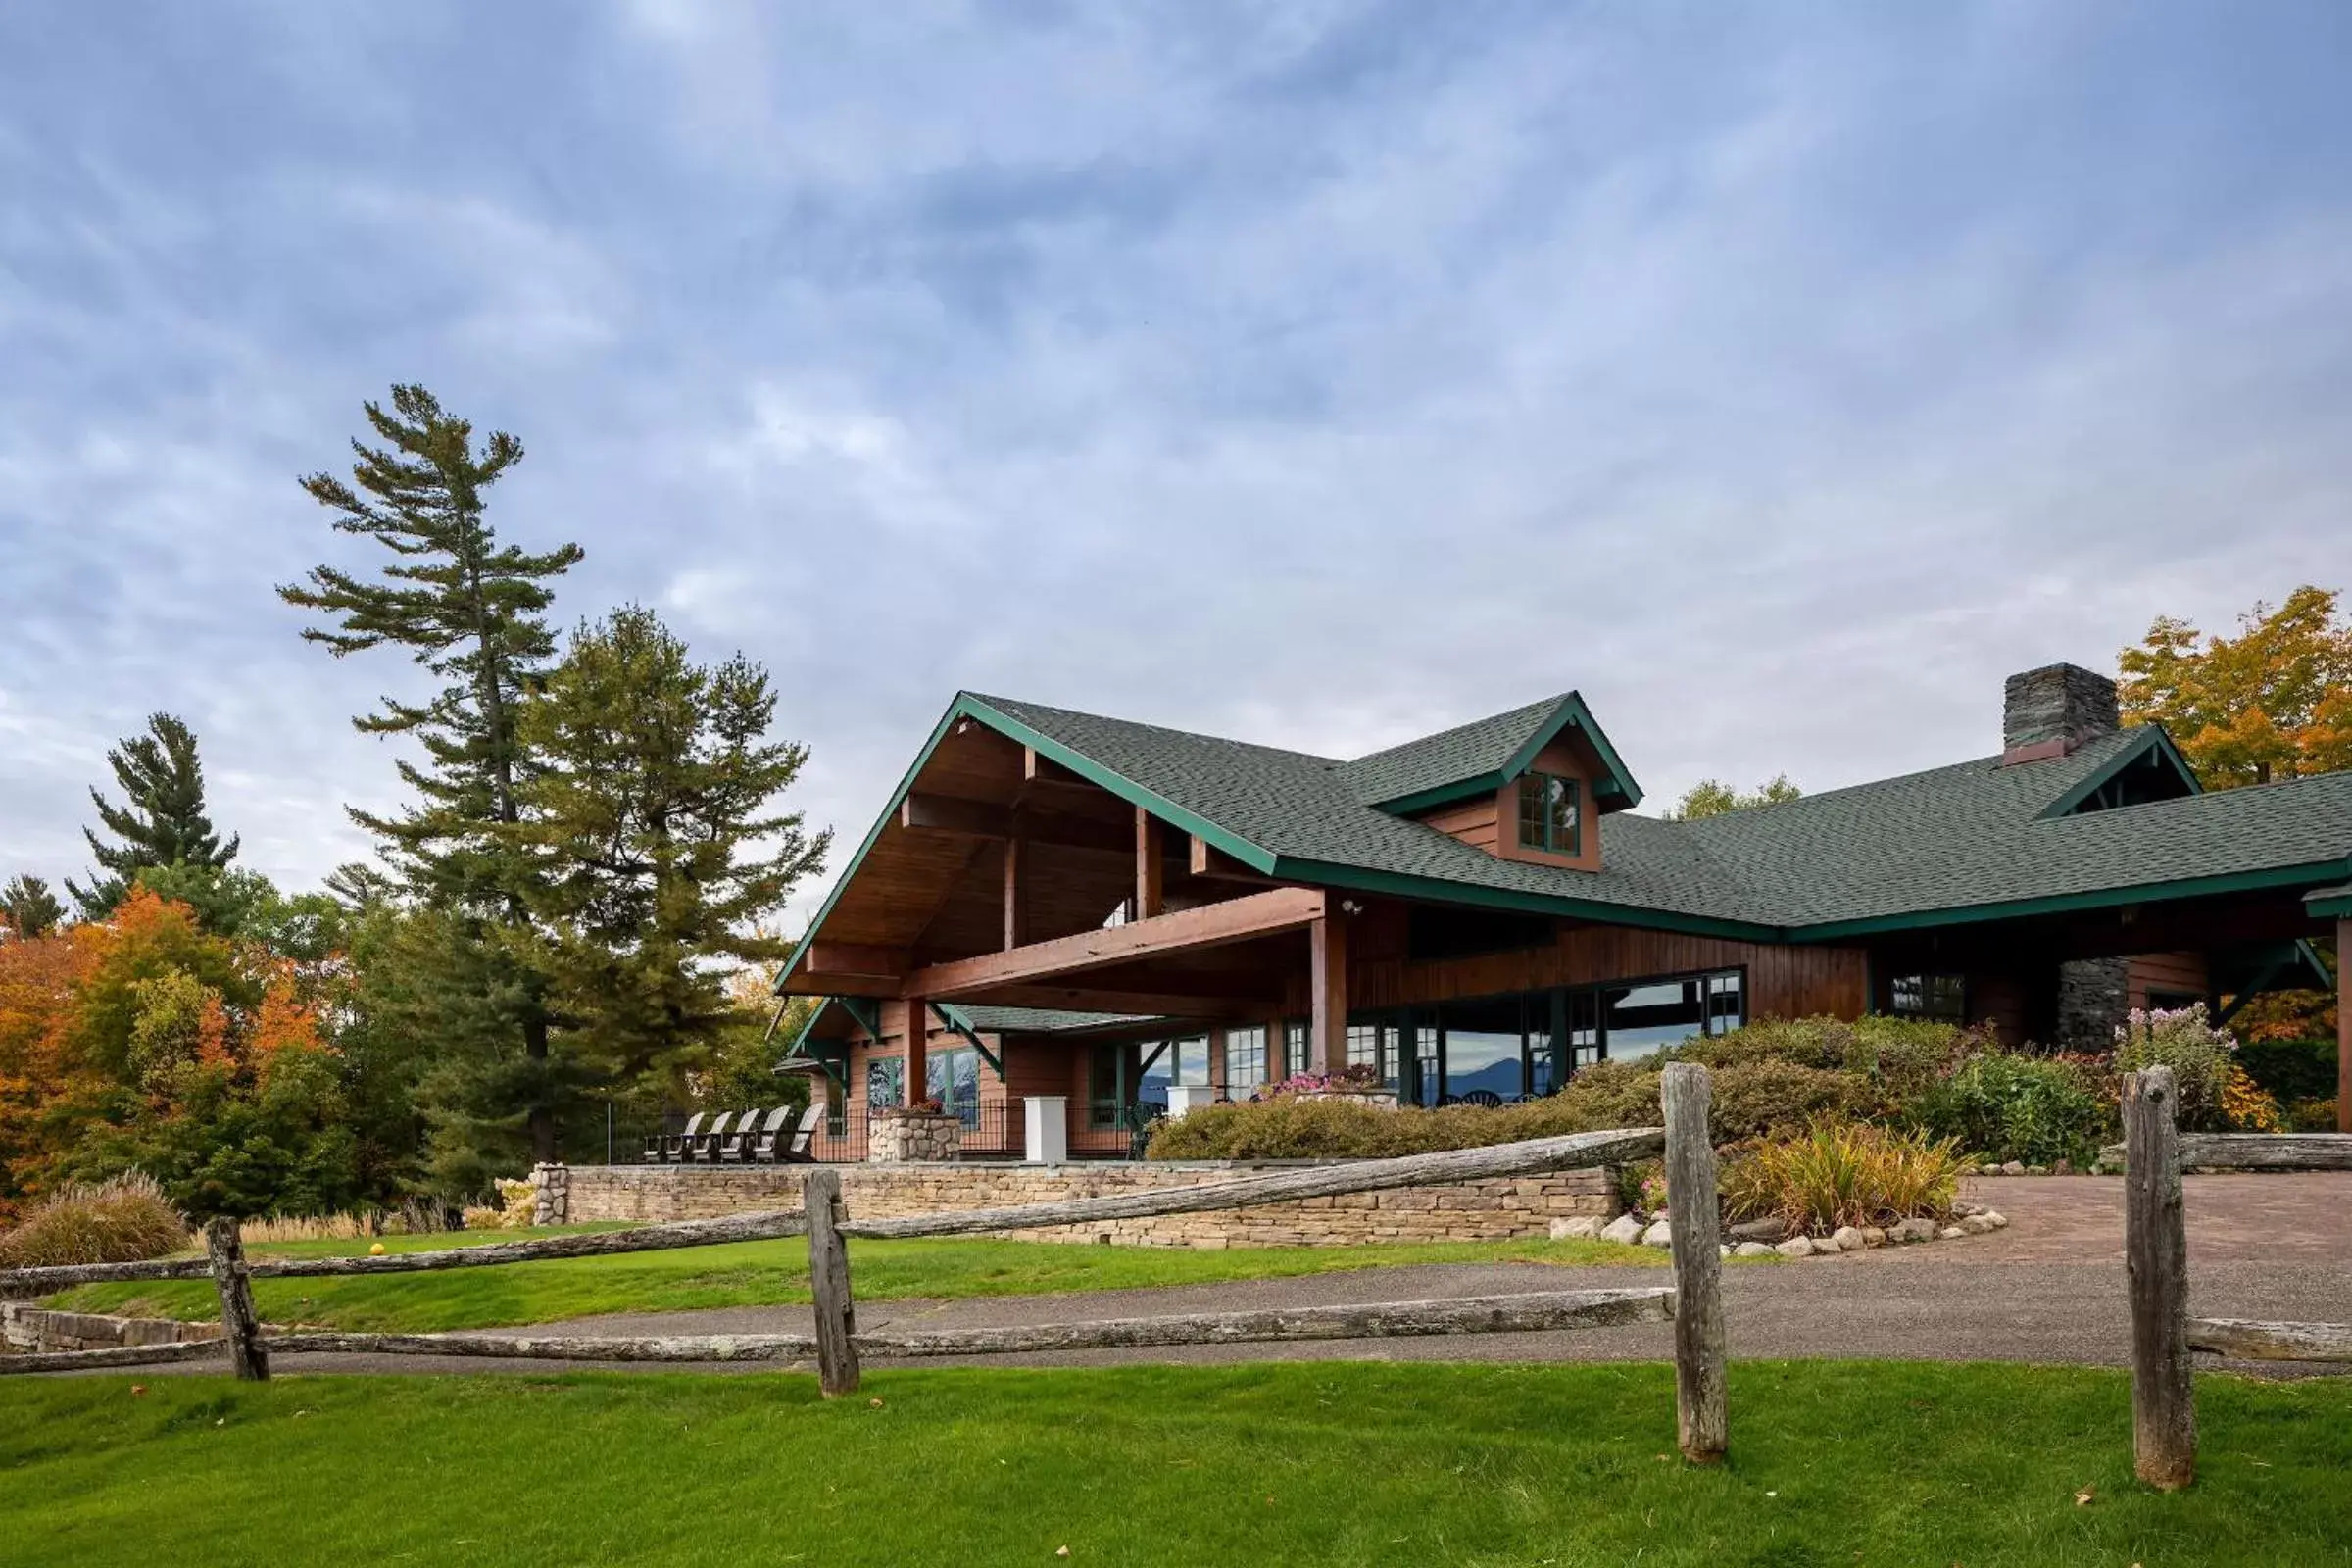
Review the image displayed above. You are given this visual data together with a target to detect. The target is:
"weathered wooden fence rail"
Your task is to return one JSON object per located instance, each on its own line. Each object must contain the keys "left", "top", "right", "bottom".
{"left": 3, "top": 1112, "right": 1720, "bottom": 1452}
{"left": 2121, "top": 1067, "right": 2352, "bottom": 1492}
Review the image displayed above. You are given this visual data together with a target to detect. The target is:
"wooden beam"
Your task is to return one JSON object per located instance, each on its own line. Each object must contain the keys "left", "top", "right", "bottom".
{"left": 2125, "top": 1066, "right": 2194, "bottom": 1491}
{"left": 948, "top": 984, "right": 1267, "bottom": 1020}
{"left": 1189, "top": 834, "right": 1266, "bottom": 882}
{"left": 1136, "top": 809, "right": 1165, "bottom": 919}
{"left": 899, "top": 997, "right": 927, "bottom": 1107}
{"left": 1023, "top": 746, "right": 1087, "bottom": 786}
{"left": 1002, "top": 836, "right": 1026, "bottom": 951}
{"left": 1309, "top": 911, "right": 1348, "bottom": 1072}
{"left": 2186, "top": 1318, "right": 2352, "bottom": 1362}
{"left": 900, "top": 793, "right": 1129, "bottom": 854}
{"left": 900, "top": 886, "right": 1326, "bottom": 1001}
{"left": 804, "top": 941, "right": 909, "bottom": 977}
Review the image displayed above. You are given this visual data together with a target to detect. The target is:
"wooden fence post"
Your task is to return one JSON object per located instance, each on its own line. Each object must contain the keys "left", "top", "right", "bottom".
{"left": 1661, "top": 1062, "right": 1726, "bottom": 1463}
{"left": 803, "top": 1167, "right": 860, "bottom": 1397}
{"left": 203, "top": 1216, "right": 269, "bottom": 1382}
{"left": 2125, "top": 1066, "right": 2194, "bottom": 1490}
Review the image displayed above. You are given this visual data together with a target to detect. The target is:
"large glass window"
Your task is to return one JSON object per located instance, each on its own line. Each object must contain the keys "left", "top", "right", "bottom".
{"left": 925, "top": 1046, "right": 980, "bottom": 1126}
{"left": 1224, "top": 1026, "right": 1268, "bottom": 1098}
{"left": 1890, "top": 974, "right": 1965, "bottom": 1024}
{"left": 865, "top": 1056, "right": 904, "bottom": 1109}
{"left": 1439, "top": 995, "right": 1523, "bottom": 1101}
{"left": 1170, "top": 1036, "right": 1211, "bottom": 1086}
{"left": 1516, "top": 772, "right": 1582, "bottom": 856}
{"left": 1602, "top": 971, "right": 1744, "bottom": 1061}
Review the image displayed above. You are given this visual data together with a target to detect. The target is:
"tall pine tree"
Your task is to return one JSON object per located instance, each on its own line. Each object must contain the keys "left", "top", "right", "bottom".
{"left": 66, "top": 712, "right": 240, "bottom": 919}
{"left": 515, "top": 607, "right": 830, "bottom": 1102}
{"left": 280, "top": 384, "right": 583, "bottom": 1162}
{"left": 1, "top": 875, "right": 66, "bottom": 939}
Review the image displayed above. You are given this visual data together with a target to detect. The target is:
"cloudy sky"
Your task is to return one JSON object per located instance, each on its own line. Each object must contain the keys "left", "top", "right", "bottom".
{"left": 4, "top": 1, "right": 2349, "bottom": 925}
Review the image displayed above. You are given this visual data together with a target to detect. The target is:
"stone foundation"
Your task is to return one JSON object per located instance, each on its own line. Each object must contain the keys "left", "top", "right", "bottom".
{"left": 2, "top": 1302, "right": 225, "bottom": 1354}
{"left": 868, "top": 1112, "right": 963, "bottom": 1163}
{"left": 2057, "top": 957, "right": 2131, "bottom": 1051}
{"left": 556, "top": 1160, "right": 1622, "bottom": 1247}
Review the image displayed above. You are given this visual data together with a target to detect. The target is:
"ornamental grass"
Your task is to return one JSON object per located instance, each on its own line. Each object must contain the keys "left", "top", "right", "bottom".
{"left": 1719, "top": 1121, "right": 1967, "bottom": 1234}
{"left": 0, "top": 1173, "right": 190, "bottom": 1269}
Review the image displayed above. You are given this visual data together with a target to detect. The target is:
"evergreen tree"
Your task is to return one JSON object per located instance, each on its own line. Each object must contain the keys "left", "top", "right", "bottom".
{"left": 280, "top": 384, "right": 583, "bottom": 1161}
{"left": 65, "top": 712, "right": 240, "bottom": 919}
{"left": 0, "top": 875, "right": 65, "bottom": 939}
{"left": 515, "top": 607, "right": 830, "bottom": 1103}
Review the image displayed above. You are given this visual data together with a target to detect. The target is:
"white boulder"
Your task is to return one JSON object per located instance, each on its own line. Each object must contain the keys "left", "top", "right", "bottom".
{"left": 1549, "top": 1216, "right": 1603, "bottom": 1242}
{"left": 1641, "top": 1219, "right": 1673, "bottom": 1249}
{"left": 1600, "top": 1213, "right": 1646, "bottom": 1247}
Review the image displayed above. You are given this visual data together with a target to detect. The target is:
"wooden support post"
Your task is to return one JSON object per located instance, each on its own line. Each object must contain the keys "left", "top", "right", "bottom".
{"left": 1308, "top": 913, "right": 1347, "bottom": 1072}
{"left": 902, "top": 997, "right": 927, "bottom": 1108}
{"left": 2125, "top": 1066, "right": 2195, "bottom": 1490}
{"left": 203, "top": 1216, "right": 269, "bottom": 1382}
{"left": 804, "top": 1167, "right": 860, "bottom": 1397}
{"left": 2337, "top": 918, "right": 2349, "bottom": 1135}
{"left": 1002, "top": 835, "right": 1027, "bottom": 951}
{"left": 1660, "top": 1063, "right": 1726, "bottom": 1463}
{"left": 1135, "top": 808, "right": 1164, "bottom": 920}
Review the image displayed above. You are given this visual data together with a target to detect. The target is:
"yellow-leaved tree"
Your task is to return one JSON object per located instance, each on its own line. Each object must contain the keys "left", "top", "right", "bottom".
{"left": 2117, "top": 584, "right": 2352, "bottom": 788}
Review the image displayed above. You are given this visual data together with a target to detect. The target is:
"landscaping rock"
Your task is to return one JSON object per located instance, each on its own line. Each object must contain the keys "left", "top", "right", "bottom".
{"left": 1641, "top": 1219, "right": 1673, "bottom": 1249}
{"left": 1859, "top": 1226, "right": 1887, "bottom": 1248}
{"left": 1549, "top": 1216, "right": 1603, "bottom": 1242}
{"left": 1728, "top": 1216, "right": 1788, "bottom": 1244}
{"left": 1951, "top": 1200, "right": 1984, "bottom": 1218}
{"left": 1775, "top": 1237, "right": 1816, "bottom": 1258}
{"left": 1894, "top": 1217, "right": 1939, "bottom": 1244}
{"left": 1600, "top": 1213, "right": 1646, "bottom": 1247}
{"left": 1733, "top": 1241, "right": 1778, "bottom": 1258}
{"left": 1958, "top": 1213, "right": 1995, "bottom": 1236}
{"left": 1830, "top": 1225, "right": 1866, "bottom": 1252}
{"left": 1938, "top": 1226, "right": 1967, "bottom": 1241}
{"left": 2052, "top": 1158, "right": 2073, "bottom": 1176}
{"left": 2001, "top": 1161, "right": 2027, "bottom": 1176}
{"left": 1984, "top": 1211, "right": 2008, "bottom": 1229}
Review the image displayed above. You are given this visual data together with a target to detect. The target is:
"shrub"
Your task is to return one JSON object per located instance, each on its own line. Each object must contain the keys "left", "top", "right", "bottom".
{"left": 0, "top": 1173, "right": 190, "bottom": 1268}
{"left": 2113, "top": 1004, "right": 2237, "bottom": 1131}
{"left": 1670, "top": 1015, "right": 1989, "bottom": 1112}
{"left": 2283, "top": 1097, "right": 2339, "bottom": 1133}
{"left": 1719, "top": 1122, "right": 1966, "bottom": 1234}
{"left": 2235, "top": 1038, "right": 2337, "bottom": 1105}
{"left": 1910, "top": 1054, "right": 2110, "bottom": 1166}
{"left": 2220, "top": 1066, "right": 2282, "bottom": 1132}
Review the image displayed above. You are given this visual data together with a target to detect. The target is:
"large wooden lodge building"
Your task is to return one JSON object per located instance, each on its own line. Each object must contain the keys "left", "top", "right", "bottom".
{"left": 776, "top": 662, "right": 2352, "bottom": 1153}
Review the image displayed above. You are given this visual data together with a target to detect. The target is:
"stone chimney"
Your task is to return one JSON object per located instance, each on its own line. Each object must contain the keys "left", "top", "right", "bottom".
{"left": 2001, "top": 662, "right": 2119, "bottom": 764}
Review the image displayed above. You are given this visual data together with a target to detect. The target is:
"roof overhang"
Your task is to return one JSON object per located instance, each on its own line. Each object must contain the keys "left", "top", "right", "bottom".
{"left": 1790, "top": 858, "right": 2352, "bottom": 943}
{"left": 2306, "top": 883, "right": 2352, "bottom": 921}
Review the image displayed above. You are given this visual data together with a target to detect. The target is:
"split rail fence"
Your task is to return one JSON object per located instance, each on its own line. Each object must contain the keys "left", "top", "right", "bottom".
{"left": 0, "top": 1064, "right": 1734, "bottom": 1461}
{"left": 2117, "top": 1065, "right": 2352, "bottom": 1491}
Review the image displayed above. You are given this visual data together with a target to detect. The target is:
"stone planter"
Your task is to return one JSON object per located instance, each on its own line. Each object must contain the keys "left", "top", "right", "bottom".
{"left": 869, "top": 1111, "right": 964, "bottom": 1163}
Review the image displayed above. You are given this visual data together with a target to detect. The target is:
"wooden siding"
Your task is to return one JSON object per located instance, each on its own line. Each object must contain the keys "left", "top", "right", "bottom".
{"left": 1351, "top": 924, "right": 1866, "bottom": 1018}
{"left": 1421, "top": 795, "right": 1500, "bottom": 853}
{"left": 2128, "top": 952, "right": 2209, "bottom": 1010}
{"left": 1408, "top": 737, "right": 1606, "bottom": 873}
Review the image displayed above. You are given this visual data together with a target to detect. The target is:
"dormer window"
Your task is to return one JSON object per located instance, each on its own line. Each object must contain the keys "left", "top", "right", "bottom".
{"left": 1516, "top": 772, "right": 1581, "bottom": 856}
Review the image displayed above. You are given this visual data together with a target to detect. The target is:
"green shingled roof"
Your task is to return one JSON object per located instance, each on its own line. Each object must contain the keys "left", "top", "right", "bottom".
{"left": 959, "top": 694, "right": 2352, "bottom": 938}
{"left": 954, "top": 1005, "right": 1158, "bottom": 1034}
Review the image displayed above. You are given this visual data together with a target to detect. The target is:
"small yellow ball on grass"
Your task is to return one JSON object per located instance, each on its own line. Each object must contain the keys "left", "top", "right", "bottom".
{"left": 368, "top": 1242, "right": 386, "bottom": 1256}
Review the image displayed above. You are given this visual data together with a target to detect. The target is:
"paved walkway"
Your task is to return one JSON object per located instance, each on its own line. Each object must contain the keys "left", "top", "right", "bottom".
{"left": 72, "top": 1175, "right": 2352, "bottom": 1378}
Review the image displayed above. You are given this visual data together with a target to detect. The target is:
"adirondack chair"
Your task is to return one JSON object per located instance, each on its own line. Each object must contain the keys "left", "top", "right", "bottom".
{"left": 775, "top": 1102, "right": 824, "bottom": 1163}
{"left": 716, "top": 1109, "right": 766, "bottom": 1163}
{"left": 744, "top": 1105, "right": 795, "bottom": 1161}
{"left": 640, "top": 1126, "right": 666, "bottom": 1163}
{"left": 661, "top": 1111, "right": 708, "bottom": 1163}
{"left": 687, "top": 1111, "right": 735, "bottom": 1163}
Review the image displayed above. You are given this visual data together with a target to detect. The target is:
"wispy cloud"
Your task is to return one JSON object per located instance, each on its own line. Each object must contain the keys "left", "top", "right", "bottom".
{"left": 3, "top": 1, "right": 2348, "bottom": 924}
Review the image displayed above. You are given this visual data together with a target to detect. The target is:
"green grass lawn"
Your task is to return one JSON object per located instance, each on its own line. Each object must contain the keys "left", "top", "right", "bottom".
{"left": 47, "top": 1228, "right": 1666, "bottom": 1333}
{"left": 1, "top": 1361, "right": 2344, "bottom": 1567}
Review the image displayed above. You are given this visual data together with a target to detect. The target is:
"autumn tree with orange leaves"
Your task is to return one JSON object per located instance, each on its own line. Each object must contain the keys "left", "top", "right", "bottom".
{"left": 2119, "top": 585, "right": 2349, "bottom": 1054}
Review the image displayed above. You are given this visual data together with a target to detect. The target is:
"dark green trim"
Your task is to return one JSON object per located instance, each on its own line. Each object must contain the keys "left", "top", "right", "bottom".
{"left": 932, "top": 1003, "right": 1005, "bottom": 1080}
{"left": 1266, "top": 855, "right": 1786, "bottom": 942}
{"left": 2037, "top": 727, "right": 2203, "bottom": 820}
{"left": 1791, "top": 859, "right": 2352, "bottom": 942}
{"left": 2305, "top": 883, "right": 2352, "bottom": 920}
{"left": 1369, "top": 694, "right": 1643, "bottom": 816}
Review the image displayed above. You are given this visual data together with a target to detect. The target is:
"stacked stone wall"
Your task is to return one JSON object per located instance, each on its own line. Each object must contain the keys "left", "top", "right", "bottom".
{"left": 557, "top": 1160, "right": 1621, "bottom": 1247}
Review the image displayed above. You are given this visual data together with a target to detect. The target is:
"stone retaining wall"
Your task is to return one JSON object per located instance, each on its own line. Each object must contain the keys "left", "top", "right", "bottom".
{"left": 557, "top": 1160, "right": 1622, "bottom": 1247}
{"left": 2, "top": 1301, "right": 224, "bottom": 1354}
